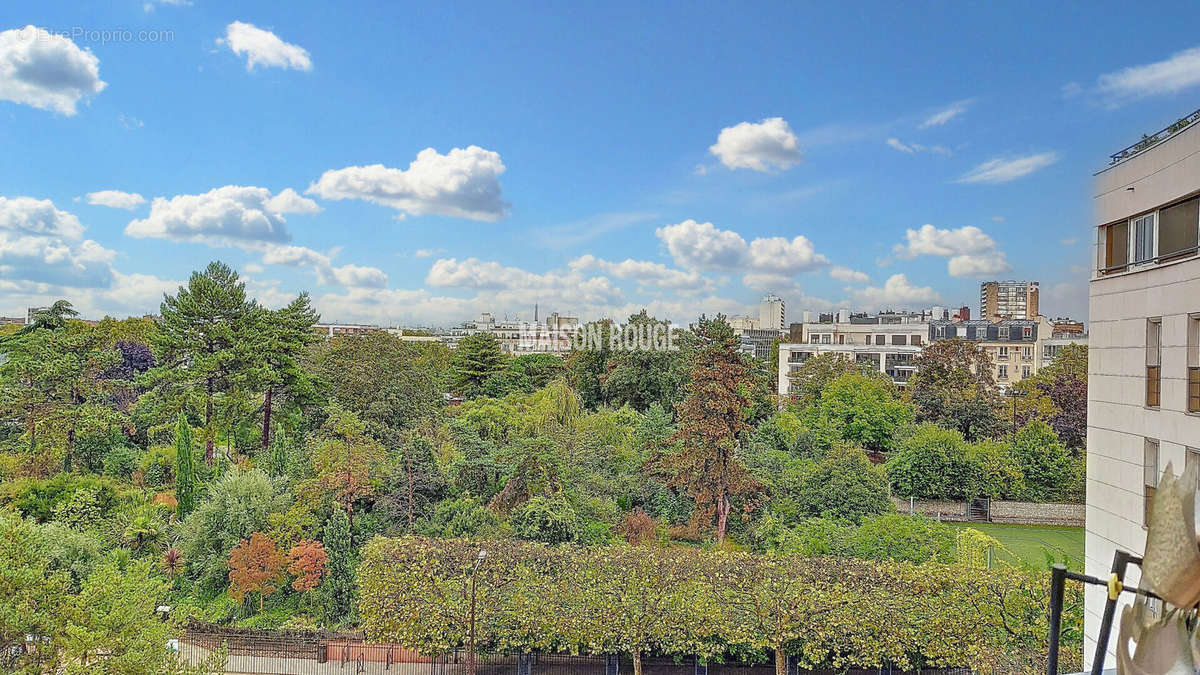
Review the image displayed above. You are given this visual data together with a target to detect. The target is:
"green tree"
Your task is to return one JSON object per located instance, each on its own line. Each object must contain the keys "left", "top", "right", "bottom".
{"left": 450, "top": 332, "right": 508, "bottom": 399}
{"left": 512, "top": 494, "right": 579, "bottom": 544}
{"left": 794, "top": 445, "right": 892, "bottom": 523}
{"left": 150, "top": 261, "right": 263, "bottom": 464}
{"left": 785, "top": 352, "right": 882, "bottom": 408}
{"left": 321, "top": 508, "right": 356, "bottom": 623}
{"left": 257, "top": 293, "right": 320, "bottom": 451}
{"left": 0, "top": 511, "right": 69, "bottom": 673}
{"left": 907, "top": 339, "right": 1003, "bottom": 441}
{"left": 175, "top": 413, "right": 198, "bottom": 517}
{"left": 809, "top": 373, "right": 912, "bottom": 452}
{"left": 654, "top": 316, "right": 762, "bottom": 544}
{"left": 1011, "top": 420, "right": 1074, "bottom": 501}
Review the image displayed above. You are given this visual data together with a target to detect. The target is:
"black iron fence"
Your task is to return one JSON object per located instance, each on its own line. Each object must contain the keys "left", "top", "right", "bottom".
{"left": 179, "top": 621, "right": 970, "bottom": 675}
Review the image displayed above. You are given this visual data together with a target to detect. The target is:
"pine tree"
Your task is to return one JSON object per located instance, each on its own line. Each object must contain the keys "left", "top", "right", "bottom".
{"left": 450, "top": 332, "right": 508, "bottom": 399}
{"left": 653, "top": 315, "right": 762, "bottom": 544}
{"left": 175, "top": 413, "right": 197, "bottom": 517}
{"left": 151, "top": 261, "right": 262, "bottom": 464}
{"left": 257, "top": 293, "right": 319, "bottom": 451}
{"left": 321, "top": 509, "right": 355, "bottom": 623}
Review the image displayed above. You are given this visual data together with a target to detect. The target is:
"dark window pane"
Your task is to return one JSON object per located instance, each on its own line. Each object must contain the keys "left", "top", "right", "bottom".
{"left": 1107, "top": 222, "right": 1129, "bottom": 269}
{"left": 1160, "top": 197, "right": 1199, "bottom": 258}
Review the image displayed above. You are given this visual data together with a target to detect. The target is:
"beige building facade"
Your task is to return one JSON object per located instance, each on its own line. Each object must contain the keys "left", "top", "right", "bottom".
{"left": 980, "top": 280, "right": 1039, "bottom": 320}
{"left": 1085, "top": 113, "right": 1200, "bottom": 668}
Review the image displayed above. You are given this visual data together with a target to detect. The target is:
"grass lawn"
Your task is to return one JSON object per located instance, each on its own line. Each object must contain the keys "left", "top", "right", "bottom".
{"left": 949, "top": 522, "right": 1084, "bottom": 572}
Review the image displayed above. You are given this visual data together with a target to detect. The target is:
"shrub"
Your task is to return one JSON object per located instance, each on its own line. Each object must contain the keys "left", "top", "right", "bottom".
{"left": 512, "top": 494, "right": 579, "bottom": 544}
{"left": 794, "top": 445, "right": 892, "bottom": 523}
{"left": 853, "top": 513, "right": 955, "bottom": 564}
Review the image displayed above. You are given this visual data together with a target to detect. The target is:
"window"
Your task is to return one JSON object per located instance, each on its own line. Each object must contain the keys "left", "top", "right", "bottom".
{"left": 1159, "top": 197, "right": 1199, "bottom": 261}
{"left": 912, "top": 334, "right": 922, "bottom": 346}
{"left": 1103, "top": 220, "right": 1129, "bottom": 271}
{"left": 838, "top": 334, "right": 845, "bottom": 344}
{"left": 821, "top": 334, "right": 831, "bottom": 344}
{"left": 1022, "top": 346, "right": 1032, "bottom": 360}
{"left": 1147, "top": 319, "right": 1162, "bottom": 407}
{"left": 891, "top": 334, "right": 907, "bottom": 346}
{"left": 1145, "top": 439, "right": 1159, "bottom": 525}
{"left": 998, "top": 365, "right": 1008, "bottom": 380}
{"left": 1133, "top": 213, "right": 1156, "bottom": 264}
{"left": 875, "top": 335, "right": 885, "bottom": 346}
{"left": 1022, "top": 365, "right": 1031, "bottom": 378}
{"left": 998, "top": 346, "right": 1009, "bottom": 360}
{"left": 1187, "top": 448, "right": 1200, "bottom": 490}
{"left": 1023, "top": 326, "right": 1033, "bottom": 338}
{"left": 1190, "top": 315, "right": 1200, "bottom": 413}
{"left": 809, "top": 334, "right": 819, "bottom": 344}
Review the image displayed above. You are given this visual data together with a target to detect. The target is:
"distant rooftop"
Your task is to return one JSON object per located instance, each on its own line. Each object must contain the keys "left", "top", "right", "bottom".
{"left": 1108, "top": 107, "right": 1200, "bottom": 166}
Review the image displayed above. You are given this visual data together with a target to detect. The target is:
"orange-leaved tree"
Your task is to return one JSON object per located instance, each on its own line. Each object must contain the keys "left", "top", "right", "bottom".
{"left": 228, "top": 532, "right": 285, "bottom": 612}
{"left": 288, "top": 539, "right": 327, "bottom": 592}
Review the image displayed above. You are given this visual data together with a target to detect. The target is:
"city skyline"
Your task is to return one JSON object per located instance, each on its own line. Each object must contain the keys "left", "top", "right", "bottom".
{"left": 6, "top": 3, "right": 1200, "bottom": 325}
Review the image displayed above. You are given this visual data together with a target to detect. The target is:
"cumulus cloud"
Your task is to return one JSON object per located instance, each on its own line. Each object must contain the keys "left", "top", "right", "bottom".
{"left": 849, "top": 274, "right": 940, "bottom": 308}
{"left": 708, "top": 117, "right": 802, "bottom": 172}
{"left": 218, "top": 21, "right": 312, "bottom": 71}
{"left": 568, "top": 254, "right": 714, "bottom": 293}
{"left": 308, "top": 146, "right": 508, "bottom": 221}
{"left": 125, "top": 185, "right": 319, "bottom": 248}
{"left": 654, "top": 220, "right": 828, "bottom": 280}
{"left": 1096, "top": 46, "right": 1200, "bottom": 102}
{"left": 956, "top": 153, "right": 1058, "bottom": 184}
{"left": 0, "top": 196, "right": 115, "bottom": 287}
{"left": 919, "top": 99, "right": 971, "bottom": 128}
{"left": 260, "top": 244, "right": 387, "bottom": 288}
{"left": 830, "top": 265, "right": 870, "bottom": 283}
{"left": 86, "top": 190, "right": 146, "bottom": 210}
{"left": 893, "top": 224, "right": 1011, "bottom": 278}
{"left": 0, "top": 26, "right": 106, "bottom": 115}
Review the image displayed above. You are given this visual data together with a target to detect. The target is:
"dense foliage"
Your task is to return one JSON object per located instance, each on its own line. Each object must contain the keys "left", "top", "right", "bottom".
{"left": 0, "top": 261, "right": 1088, "bottom": 673}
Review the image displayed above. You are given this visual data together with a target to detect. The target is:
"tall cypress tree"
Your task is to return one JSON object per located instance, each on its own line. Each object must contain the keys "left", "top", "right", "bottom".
{"left": 175, "top": 413, "right": 197, "bottom": 517}
{"left": 321, "top": 509, "right": 355, "bottom": 623}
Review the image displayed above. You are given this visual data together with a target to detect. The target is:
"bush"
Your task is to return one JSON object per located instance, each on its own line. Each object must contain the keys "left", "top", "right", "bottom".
{"left": 853, "top": 513, "right": 954, "bottom": 564}
{"left": 102, "top": 442, "right": 143, "bottom": 479}
{"left": 138, "top": 445, "right": 176, "bottom": 489}
{"left": 2, "top": 473, "right": 123, "bottom": 522}
{"left": 512, "top": 494, "right": 579, "bottom": 544}
{"left": 423, "top": 494, "right": 503, "bottom": 538}
{"left": 794, "top": 445, "right": 892, "bottom": 523}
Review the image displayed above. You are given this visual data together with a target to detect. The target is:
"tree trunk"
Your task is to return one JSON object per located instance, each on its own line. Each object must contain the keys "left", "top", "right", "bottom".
{"left": 715, "top": 494, "right": 731, "bottom": 544}
{"left": 633, "top": 650, "right": 642, "bottom": 675}
{"left": 27, "top": 409, "right": 36, "bottom": 455}
{"left": 261, "top": 387, "right": 272, "bottom": 451}
{"left": 259, "top": 591, "right": 264, "bottom": 613}
{"left": 205, "top": 378, "right": 214, "bottom": 465}
{"left": 775, "top": 646, "right": 787, "bottom": 675}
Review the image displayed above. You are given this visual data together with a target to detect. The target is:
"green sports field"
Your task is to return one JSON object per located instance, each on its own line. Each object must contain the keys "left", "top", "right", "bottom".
{"left": 950, "top": 522, "right": 1084, "bottom": 571}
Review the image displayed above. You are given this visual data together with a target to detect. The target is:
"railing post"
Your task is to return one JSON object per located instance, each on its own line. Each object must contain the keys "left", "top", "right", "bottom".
{"left": 694, "top": 656, "right": 707, "bottom": 675}
{"left": 605, "top": 654, "right": 619, "bottom": 675}
{"left": 1091, "top": 550, "right": 1132, "bottom": 675}
{"left": 1047, "top": 563, "right": 1066, "bottom": 675}
{"left": 517, "top": 653, "right": 532, "bottom": 675}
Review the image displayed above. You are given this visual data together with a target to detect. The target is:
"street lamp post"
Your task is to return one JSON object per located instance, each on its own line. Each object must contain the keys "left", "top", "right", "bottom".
{"left": 469, "top": 550, "right": 487, "bottom": 675}
{"left": 1006, "top": 388, "right": 1025, "bottom": 445}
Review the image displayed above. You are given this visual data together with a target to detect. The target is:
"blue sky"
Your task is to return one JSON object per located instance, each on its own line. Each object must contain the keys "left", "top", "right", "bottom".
{"left": 3, "top": 1, "right": 1200, "bottom": 326}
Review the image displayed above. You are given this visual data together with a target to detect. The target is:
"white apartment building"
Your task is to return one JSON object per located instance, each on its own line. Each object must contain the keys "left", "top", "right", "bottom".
{"left": 777, "top": 311, "right": 928, "bottom": 394}
{"left": 759, "top": 294, "right": 785, "bottom": 332}
{"left": 1085, "top": 110, "right": 1200, "bottom": 668}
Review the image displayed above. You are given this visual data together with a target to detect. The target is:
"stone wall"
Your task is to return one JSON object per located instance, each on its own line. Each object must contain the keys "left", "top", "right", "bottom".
{"left": 891, "top": 497, "right": 1083, "bottom": 526}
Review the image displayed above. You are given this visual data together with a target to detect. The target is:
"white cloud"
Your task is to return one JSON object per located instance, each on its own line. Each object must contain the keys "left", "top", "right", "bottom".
{"left": 243, "top": 263, "right": 264, "bottom": 274}
{"left": 568, "top": 254, "right": 714, "bottom": 293}
{"left": 0, "top": 26, "right": 106, "bottom": 115}
{"left": 0, "top": 196, "right": 116, "bottom": 287}
{"left": 144, "top": 0, "right": 191, "bottom": 11}
{"left": 830, "top": 265, "right": 870, "bottom": 283}
{"left": 654, "top": 219, "right": 828, "bottom": 279}
{"left": 86, "top": 190, "right": 145, "bottom": 210}
{"left": 260, "top": 244, "right": 387, "bottom": 288}
{"left": 413, "top": 248, "right": 446, "bottom": 258}
{"left": 1060, "top": 237, "right": 1079, "bottom": 246}
{"left": 308, "top": 146, "right": 508, "bottom": 221}
{"left": 919, "top": 99, "right": 971, "bottom": 128}
{"left": 886, "top": 137, "right": 951, "bottom": 156}
{"left": 219, "top": 21, "right": 312, "bottom": 72}
{"left": 126, "top": 185, "right": 319, "bottom": 248}
{"left": 708, "top": 117, "right": 802, "bottom": 172}
{"left": 849, "top": 274, "right": 940, "bottom": 308}
{"left": 656, "top": 220, "right": 747, "bottom": 270}
{"left": 956, "top": 153, "right": 1059, "bottom": 184}
{"left": 1096, "top": 46, "right": 1200, "bottom": 102}
{"left": 893, "top": 224, "right": 1011, "bottom": 278}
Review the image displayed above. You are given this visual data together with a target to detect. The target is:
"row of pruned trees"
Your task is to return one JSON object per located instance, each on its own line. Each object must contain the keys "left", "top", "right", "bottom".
{"left": 358, "top": 538, "right": 1069, "bottom": 675}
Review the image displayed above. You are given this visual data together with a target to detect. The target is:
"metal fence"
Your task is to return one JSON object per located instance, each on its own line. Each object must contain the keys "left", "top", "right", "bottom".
{"left": 179, "top": 621, "right": 970, "bottom": 675}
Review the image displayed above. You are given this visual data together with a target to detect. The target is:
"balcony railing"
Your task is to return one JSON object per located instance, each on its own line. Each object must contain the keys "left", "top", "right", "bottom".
{"left": 1110, "top": 107, "right": 1200, "bottom": 165}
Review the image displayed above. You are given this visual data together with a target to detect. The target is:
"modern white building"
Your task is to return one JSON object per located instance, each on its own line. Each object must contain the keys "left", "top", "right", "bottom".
{"left": 777, "top": 311, "right": 929, "bottom": 394}
{"left": 1085, "top": 109, "right": 1200, "bottom": 668}
{"left": 759, "top": 294, "right": 785, "bottom": 332}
